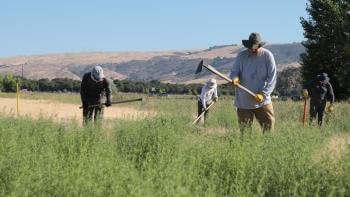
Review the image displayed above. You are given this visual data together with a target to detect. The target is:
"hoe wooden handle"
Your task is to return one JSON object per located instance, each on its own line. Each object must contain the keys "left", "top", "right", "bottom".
{"left": 205, "top": 64, "right": 256, "bottom": 97}
{"left": 79, "top": 98, "right": 143, "bottom": 109}
{"left": 192, "top": 102, "right": 215, "bottom": 124}
{"left": 303, "top": 98, "right": 307, "bottom": 127}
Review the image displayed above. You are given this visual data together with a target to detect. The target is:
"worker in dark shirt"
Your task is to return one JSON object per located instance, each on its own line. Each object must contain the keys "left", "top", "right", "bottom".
{"left": 302, "top": 73, "right": 335, "bottom": 126}
{"left": 80, "top": 65, "right": 112, "bottom": 126}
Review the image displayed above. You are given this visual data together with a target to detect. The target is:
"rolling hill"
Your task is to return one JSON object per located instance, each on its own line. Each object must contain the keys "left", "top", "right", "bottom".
{"left": 0, "top": 43, "right": 304, "bottom": 84}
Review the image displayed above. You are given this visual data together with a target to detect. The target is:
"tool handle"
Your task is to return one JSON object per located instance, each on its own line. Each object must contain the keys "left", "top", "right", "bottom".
{"left": 205, "top": 64, "right": 256, "bottom": 97}
{"left": 205, "top": 64, "right": 231, "bottom": 81}
{"left": 236, "top": 84, "right": 256, "bottom": 97}
{"left": 79, "top": 98, "right": 143, "bottom": 109}
{"left": 192, "top": 102, "right": 215, "bottom": 124}
{"left": 303, "top": 98, "right": 307, "bottom": 127}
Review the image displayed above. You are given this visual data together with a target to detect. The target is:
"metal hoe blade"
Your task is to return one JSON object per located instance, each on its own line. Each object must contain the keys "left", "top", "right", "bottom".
{"left": 195, "top": 60, "right": 203, "bottom": 74}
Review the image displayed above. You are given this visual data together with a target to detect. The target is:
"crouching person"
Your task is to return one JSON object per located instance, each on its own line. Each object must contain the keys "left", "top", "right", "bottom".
{"left": 80, "top": 65, "right": 112, "bottom": 126}
{"left": 197, "top": 79, "right": 218, "bottom": 124}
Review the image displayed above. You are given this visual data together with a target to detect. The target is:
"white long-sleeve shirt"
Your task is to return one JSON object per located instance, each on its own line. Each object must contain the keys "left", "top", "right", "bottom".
{"left": 199, "top": 85, "right": 218, "bottom": 108}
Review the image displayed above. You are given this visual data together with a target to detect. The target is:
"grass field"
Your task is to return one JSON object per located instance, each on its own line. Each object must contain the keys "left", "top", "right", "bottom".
{"left": 0, "top": 92, "right": 350, "bottom": 196}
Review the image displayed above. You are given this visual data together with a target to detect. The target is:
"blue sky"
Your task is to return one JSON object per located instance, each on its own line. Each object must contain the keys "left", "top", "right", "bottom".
{"left": 0, "top": 0, "right": 309, "bottom": 57}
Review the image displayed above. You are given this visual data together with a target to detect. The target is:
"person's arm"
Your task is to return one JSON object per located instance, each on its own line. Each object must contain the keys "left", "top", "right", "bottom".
{"left": 327, "top": 83, "right": 335, "bottom": 104}
{"left": 80, "top": 74, "right": 88, "bottom": 107}
{"left": 200, "top": 86, "right": 207, "bottom": 109}
{"left": 229, "top": 54, "right": 241, "bottom": 80}
{"left": 261, "top": 52, "right": 277, "bottom": 97}
{"left": 214, "top": 87, "right": 218, "bottom": 100}
{"left": 302, "top": 80, "right": 315, "bottom": 98}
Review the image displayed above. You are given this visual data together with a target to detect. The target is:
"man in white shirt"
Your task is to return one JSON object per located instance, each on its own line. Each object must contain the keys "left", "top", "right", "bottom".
{"left": 197, "top": 78, "right": 218, "bottom": 123}
{"left": 230, "top": 32, "right": 277, "bottom": 132}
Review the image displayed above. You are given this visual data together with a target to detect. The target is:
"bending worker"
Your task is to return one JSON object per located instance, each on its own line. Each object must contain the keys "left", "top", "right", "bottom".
{"left": 80, "top": 65, "right": 112, "bottom": 126}
{"left": 197, "top": 78, "right": 218, "bottom": 123}
{"left": 230, "top": 32, "right": 277, "bottom": 133}
{"left": 302, "top": 73, "right": 335, "bottom": 126}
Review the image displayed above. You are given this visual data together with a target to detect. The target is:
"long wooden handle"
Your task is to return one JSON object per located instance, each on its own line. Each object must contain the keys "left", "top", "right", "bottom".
{"left": 205, "top": 64, "right": 256, "bottom": 97}
{"left": 303, "top": 98, "right": 307, "bottom": 127}
{"left": 79, "top": 98, "right": 143, "bottom": 109}
{"left": 236, "top": 84, "right": 256, "bottom": 97}
{"left": 205, "top": 64, "right": 231, "bottom": 81}
{"left": 192, "top": 102, "right": 215, "bottom": 124}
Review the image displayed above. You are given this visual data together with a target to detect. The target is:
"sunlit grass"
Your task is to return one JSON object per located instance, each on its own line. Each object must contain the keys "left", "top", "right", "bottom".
{"left": 0, "top": 93, "right": 350, "bottom": 196}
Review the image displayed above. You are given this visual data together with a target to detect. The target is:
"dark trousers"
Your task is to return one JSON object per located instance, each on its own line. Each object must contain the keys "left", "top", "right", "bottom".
{"left": 83, "top": 106, "right": 104, "bottom": 126}
{"left": 309, "top": 99, "right": 326, "bottom": 126}
{"left": 198, "top": 100, "right": 210, "bottom": 122}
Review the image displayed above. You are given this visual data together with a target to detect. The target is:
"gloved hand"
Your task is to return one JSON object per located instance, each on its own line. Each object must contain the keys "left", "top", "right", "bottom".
{"left": 105, "top": 100, "right": 112, "bottom": 107}
{"left": 302, "top": 89, "right": 308, "bottom": 98}
{"left": 213, "top": 97, "right": 218, "bottom": 102}
{"left": 255, "top": 93, "right": 264, "bottom": 103}
{"left": 326, "top": 104, "right": 334, "bottom": 112}
{"left": 231, "top": 77, "right": 240, "bottom": 86}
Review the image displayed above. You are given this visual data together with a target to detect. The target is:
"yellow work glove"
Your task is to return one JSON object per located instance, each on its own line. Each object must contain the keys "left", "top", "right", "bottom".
{"left": 231, "top": 77, "right": 240, "bottom": 86}
{"left": 326, "top": 104, "right": 334, "bottom": 113}
{"left": 255, "top": 93, "right": 264, "bottom": 103}
{"left": 302, "top": 89, "right": 308, "bottom": 98}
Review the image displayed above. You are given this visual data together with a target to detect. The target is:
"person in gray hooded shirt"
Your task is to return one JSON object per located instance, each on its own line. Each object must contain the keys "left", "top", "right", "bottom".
{"left": 230, "top": 32, "right": 277, "bottom": 133}
{"left": 302, "top": 73, "right": 335, "bottom": 126}
{"left": 80, "top": 65, "right": 112, "bottom": 126}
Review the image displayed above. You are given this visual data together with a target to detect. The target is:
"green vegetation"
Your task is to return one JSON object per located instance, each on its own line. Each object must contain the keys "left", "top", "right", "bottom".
{"left": 0, "top": 93, "right": 350, "bottom": 196}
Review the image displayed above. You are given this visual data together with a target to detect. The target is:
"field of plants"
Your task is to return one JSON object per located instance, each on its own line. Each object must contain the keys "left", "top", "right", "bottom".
{"left": 0, "top": 92, "right": 350, "bottom": 196}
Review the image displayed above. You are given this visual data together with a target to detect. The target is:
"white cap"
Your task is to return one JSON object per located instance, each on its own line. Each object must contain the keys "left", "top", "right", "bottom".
{"left": 206, "top": 78, "right": 217, "bottom": 88}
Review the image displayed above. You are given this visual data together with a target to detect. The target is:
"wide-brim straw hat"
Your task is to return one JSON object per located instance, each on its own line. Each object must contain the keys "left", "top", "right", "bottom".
{"left": 242, "top": 32, "right": 266, "bottom": 49}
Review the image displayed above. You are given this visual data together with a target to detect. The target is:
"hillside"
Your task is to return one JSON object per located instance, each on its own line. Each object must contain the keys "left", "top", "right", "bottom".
{"left": 0, "top": 43, "right": 304, "bottom": 83}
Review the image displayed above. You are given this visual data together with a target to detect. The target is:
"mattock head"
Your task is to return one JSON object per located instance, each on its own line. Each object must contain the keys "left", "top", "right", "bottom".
{"left": 195, "top": 60, "right": 204, "bottom": 74}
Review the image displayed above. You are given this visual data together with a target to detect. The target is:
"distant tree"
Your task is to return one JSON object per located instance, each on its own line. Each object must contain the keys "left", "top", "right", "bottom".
{"left": 300, "top": 0, "right": 350, "bottom": 99}
{"left": 2, "top": 73, "right": 17, "bottom": 92}
{"left": 275, "top": 67, "right": 302, "bottom": 96}
{"left": 38, "top": 78, "right": 53, "bottom": 91}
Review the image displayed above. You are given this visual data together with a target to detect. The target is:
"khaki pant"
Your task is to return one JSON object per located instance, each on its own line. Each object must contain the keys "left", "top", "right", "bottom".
{"left": 237, "top": 103, "right": 275, "bottom": 133}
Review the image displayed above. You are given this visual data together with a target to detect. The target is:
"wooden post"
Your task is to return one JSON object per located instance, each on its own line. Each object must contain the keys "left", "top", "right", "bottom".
{"left": 16, "top": 82, "right": 19, "bottom": 116}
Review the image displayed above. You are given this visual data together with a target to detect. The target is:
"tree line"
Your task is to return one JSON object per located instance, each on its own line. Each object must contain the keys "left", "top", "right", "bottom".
{"left": 0, "top": 73, "right": 237, "bottom": 96}
{"left": 0, "top": 74, "right": 81, "bottom": 93}
{"left": 0, "top": 68, "right": 303, "bottom": 97}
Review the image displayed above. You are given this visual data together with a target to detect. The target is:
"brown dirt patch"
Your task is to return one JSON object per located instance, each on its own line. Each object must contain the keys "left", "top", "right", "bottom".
{"left": 313, "top": 133, "right": 350, "bottom": 162}
{"left": 0, "top": 98, "right": 154, "bottom": 124}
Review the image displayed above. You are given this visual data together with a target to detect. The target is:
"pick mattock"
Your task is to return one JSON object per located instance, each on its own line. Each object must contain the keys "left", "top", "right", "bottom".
{"left": 79, "top": 98, "right": 144, "bottom": 109}
{"left": 196, "top": 60, "right": 256, "bottom": 97}
{"left": 192, "top": 101, "right": 215, "bottom": 124}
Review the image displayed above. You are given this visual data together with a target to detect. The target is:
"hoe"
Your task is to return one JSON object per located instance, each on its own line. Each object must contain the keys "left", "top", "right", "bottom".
{"left": 196, "top": 60, "right": 256, "bottom": 97}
